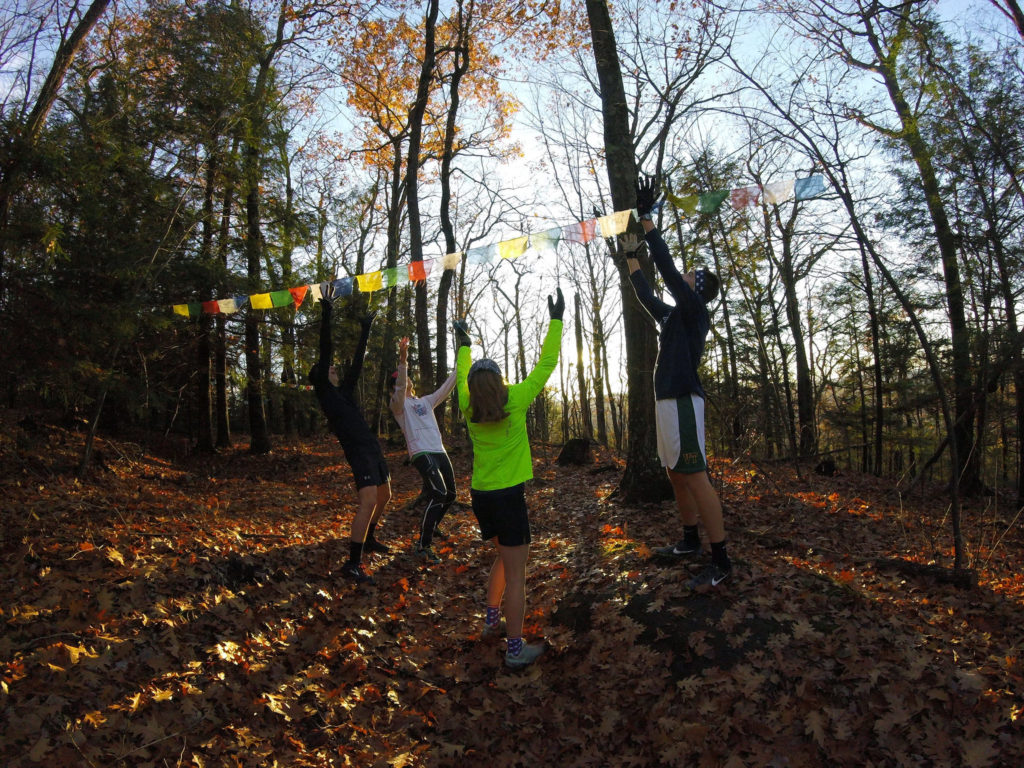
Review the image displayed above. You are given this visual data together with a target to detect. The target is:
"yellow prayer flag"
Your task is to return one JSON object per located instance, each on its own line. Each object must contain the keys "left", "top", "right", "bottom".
{"left": 250, "top": 293, "right": 273, "bottom": 309}
{"left": 441, "top": 252, "right": 462, "bottom": 270}
{"left": 598, "top": 210, "right": 632, "bottom": 237}
{"left": 498, "top": 236, "right": 529, "bottom": 260}
{"left": 357, "top": 271, "right": 383, "bottom": 293}
{"left": 173, "top": 305, "right": 191, "bottom": 317}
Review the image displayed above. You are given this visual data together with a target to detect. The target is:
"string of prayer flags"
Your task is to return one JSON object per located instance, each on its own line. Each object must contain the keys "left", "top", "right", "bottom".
{"left": 171, "top": 176, "right": 826, "bottom": 318}
{"left": 661, "top": 173, "right": 825, "bottom": 217}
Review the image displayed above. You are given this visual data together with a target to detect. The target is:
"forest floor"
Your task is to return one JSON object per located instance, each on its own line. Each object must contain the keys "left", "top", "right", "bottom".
{"left": 1, "top": 408, "right": 1022, "bottom": 768}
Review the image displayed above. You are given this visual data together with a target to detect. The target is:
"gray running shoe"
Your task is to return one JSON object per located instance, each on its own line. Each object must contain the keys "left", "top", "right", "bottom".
{"left": 505, "top": 642, "right": 545, "bottom": 669}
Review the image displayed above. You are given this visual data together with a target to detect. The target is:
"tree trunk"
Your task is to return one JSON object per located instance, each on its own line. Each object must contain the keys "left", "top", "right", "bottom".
{"left": 194, "top": 151, "right": 218, "bottom": 452}
{"left": 215, "top": 167, "right": 236, "bottom": 449}
{"left": 585, "top": 0, "right": 667, "bottom": 501}
{"left": 406, "top": 0, "right": 440, "bottom": 390}
{"left": 864, "top": 12, "right": 975, "bottom": 495}
{"left": 574, "top": 292, "right": 594, "bottom": 439}
{"left": 243, "top": 154, "right": 270, "bottom": 454}
{"left": 433, "top": 0, "right": 471, "bottom": 434}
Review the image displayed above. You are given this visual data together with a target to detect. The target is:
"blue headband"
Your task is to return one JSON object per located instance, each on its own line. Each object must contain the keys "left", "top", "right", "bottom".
{"left": 469, "top": 358, "right": 501, "bottom": 379}
{"left": 695, "top": 269, "right": 706, "bottom": 298}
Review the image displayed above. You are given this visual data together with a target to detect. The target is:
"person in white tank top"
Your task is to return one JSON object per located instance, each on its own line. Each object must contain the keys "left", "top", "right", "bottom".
{"left": 389, "top": 336, "right": 458, "bottom": 562}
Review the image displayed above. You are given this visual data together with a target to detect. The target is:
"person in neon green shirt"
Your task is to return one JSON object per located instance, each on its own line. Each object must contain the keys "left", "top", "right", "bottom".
{"left": 455, "top": 287, "right": 564, "bottom": 669}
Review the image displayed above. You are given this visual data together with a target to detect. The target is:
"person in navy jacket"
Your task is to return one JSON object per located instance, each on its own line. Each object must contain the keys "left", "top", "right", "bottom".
{"left": 627, "top": 174, "right": 733, "bottom": 588}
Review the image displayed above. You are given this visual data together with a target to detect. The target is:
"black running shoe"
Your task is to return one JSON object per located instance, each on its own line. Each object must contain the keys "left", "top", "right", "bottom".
{"left": 653, "top": 539, "right": 702, "bottom": 558}
{"left": 363, "top": 537, "right": 390, "bottom": 554}
{"left": 432, "top": 525, "right": 449, "bottom": 541}
{"left": 339, "top": 561, "right": 376, "bottom": 585}
{"left": 686, "top": 563, "right": 731, "bottom": 589}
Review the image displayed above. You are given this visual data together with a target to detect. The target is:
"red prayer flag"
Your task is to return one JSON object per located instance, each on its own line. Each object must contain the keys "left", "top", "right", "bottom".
{"left": 409, "top": 260, "right": 432, "bottom": 282}
{"left": 289, "top": 285, "right": 309, "bottom": 308}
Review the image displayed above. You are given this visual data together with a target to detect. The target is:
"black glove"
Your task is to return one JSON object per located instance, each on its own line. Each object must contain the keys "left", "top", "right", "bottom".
{"left": 319, "top": 296, "right": 333, "bottom": 313}
{"left": 359, "top": 309, "right": 377, "bottom": 329}
{"left": 453, "top": 320, "right": 472, "bottom": 349}
{"left": 547, "top": 287, "right": 565, "bottom": 321}
{"left": 635, "top": 173, "right": 662, "bottom": 218}
{"left": 321, "top": 281, "right": 336, "bottom": 303}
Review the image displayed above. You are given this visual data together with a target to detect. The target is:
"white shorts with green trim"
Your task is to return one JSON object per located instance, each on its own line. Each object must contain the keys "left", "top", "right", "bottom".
{"left": 655, "top": 394, "right": 707, "bottom": 473}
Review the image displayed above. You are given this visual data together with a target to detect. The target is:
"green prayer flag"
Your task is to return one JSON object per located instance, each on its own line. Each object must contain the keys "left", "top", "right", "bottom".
{"left": 698, "top": 190, "right": 729, "bottom": 213}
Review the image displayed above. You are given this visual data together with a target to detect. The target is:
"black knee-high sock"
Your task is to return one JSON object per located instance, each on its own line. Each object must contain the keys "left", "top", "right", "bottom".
{"left": 349, "top": 541, "right": 363, "bottom": 564}
{"left": 710, "top": 540, "right": 730, "bottom": 570}
{"left": 365, "top": 519, "right": 378, "bottom": 542}
{"left": 683, "top": 525, "right": 700, "bottom": 548}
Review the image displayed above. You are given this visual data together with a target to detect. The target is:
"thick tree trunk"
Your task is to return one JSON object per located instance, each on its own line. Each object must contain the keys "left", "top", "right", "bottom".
{"left": 244, "top": 173, "right": 270, "bottom": 454}
{"left": 215, "top": 172, "right": 236, "bottom": 448}
{"left": 433, "top": 2, "right": 471, "bottom": 434}
{"left": 585, "top": 0, "right": 668, "bottom": 501}
{"left": 195, "top": 149, "right": 218, "bottom": 453}
{"left": 406, "top": 0, "right": 440, "bottom": 389}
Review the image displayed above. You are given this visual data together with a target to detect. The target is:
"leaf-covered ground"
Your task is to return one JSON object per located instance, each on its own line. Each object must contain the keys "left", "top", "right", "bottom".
{"left": 1, "top": 410, "right": 1022, "bottom": 767}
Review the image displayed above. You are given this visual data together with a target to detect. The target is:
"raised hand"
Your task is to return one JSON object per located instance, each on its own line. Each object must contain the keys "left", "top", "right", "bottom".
{"left": 635, "top": 173, "right": 662, "bottom": 218}
{"left": 547, "top": 287, "right": 565, "bottom": 321}
{"left": 453, "top": 319, "right": 472, "bottom": 349}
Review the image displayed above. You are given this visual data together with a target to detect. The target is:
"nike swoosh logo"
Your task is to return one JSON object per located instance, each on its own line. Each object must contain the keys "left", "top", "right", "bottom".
{"left": 711, "top": 573, "right": 728, "bottom": 586}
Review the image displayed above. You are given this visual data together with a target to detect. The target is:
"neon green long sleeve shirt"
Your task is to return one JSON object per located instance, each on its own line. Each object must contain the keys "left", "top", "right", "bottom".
{"left": 457, "top": 319, "right": 563, "bottom": 491}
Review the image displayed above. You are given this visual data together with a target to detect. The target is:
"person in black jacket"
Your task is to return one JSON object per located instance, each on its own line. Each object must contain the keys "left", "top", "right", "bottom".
{"left": 628, "top": 174, "right": 732, "bottom": 588}
{"left": 308, "top": 292, "right": 391, "bottom": 585}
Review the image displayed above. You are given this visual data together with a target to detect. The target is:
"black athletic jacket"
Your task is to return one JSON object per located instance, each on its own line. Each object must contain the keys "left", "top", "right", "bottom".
{"left": 310, "top": 301, "right": 378, "bottom": 450}
{"left": 629, "top": 227, "right": 710, "bottom": 400}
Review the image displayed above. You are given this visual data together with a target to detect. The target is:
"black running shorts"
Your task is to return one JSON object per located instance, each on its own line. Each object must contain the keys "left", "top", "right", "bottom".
{"left": 470, "top": 483, "right": 530, "bottom": 547}
{"left": 345, "top": 443, "right": 390, "bottom": 490}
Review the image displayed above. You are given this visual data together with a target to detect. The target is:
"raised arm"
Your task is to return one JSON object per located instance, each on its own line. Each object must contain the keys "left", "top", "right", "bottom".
{"left": 637, "top": 174, "right": 702, "bottom": 314}
{"left": 390, "top": 336, "right": 409, "bottom": 416}
{"left": 424, "top": 369, "right": 457, "bottom": 409}
{"left": 454, "top": 320, "right": 473, "bottom": 414}
{"left": 341, "top": 310, "right": 375, "bottom": 391}
{"left": 515, "top": 288, "right": 565, "bottom": 402}
{"left": 318, "top": 298, "right": 334, "bottom": 369}
{"left": 628, "top": 258, "right": 672, "bottom": 326}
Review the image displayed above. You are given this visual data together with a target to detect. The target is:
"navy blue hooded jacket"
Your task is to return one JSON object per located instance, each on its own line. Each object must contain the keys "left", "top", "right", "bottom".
{"left": 629, "top": 227, "right": 710, "bottom": 400}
